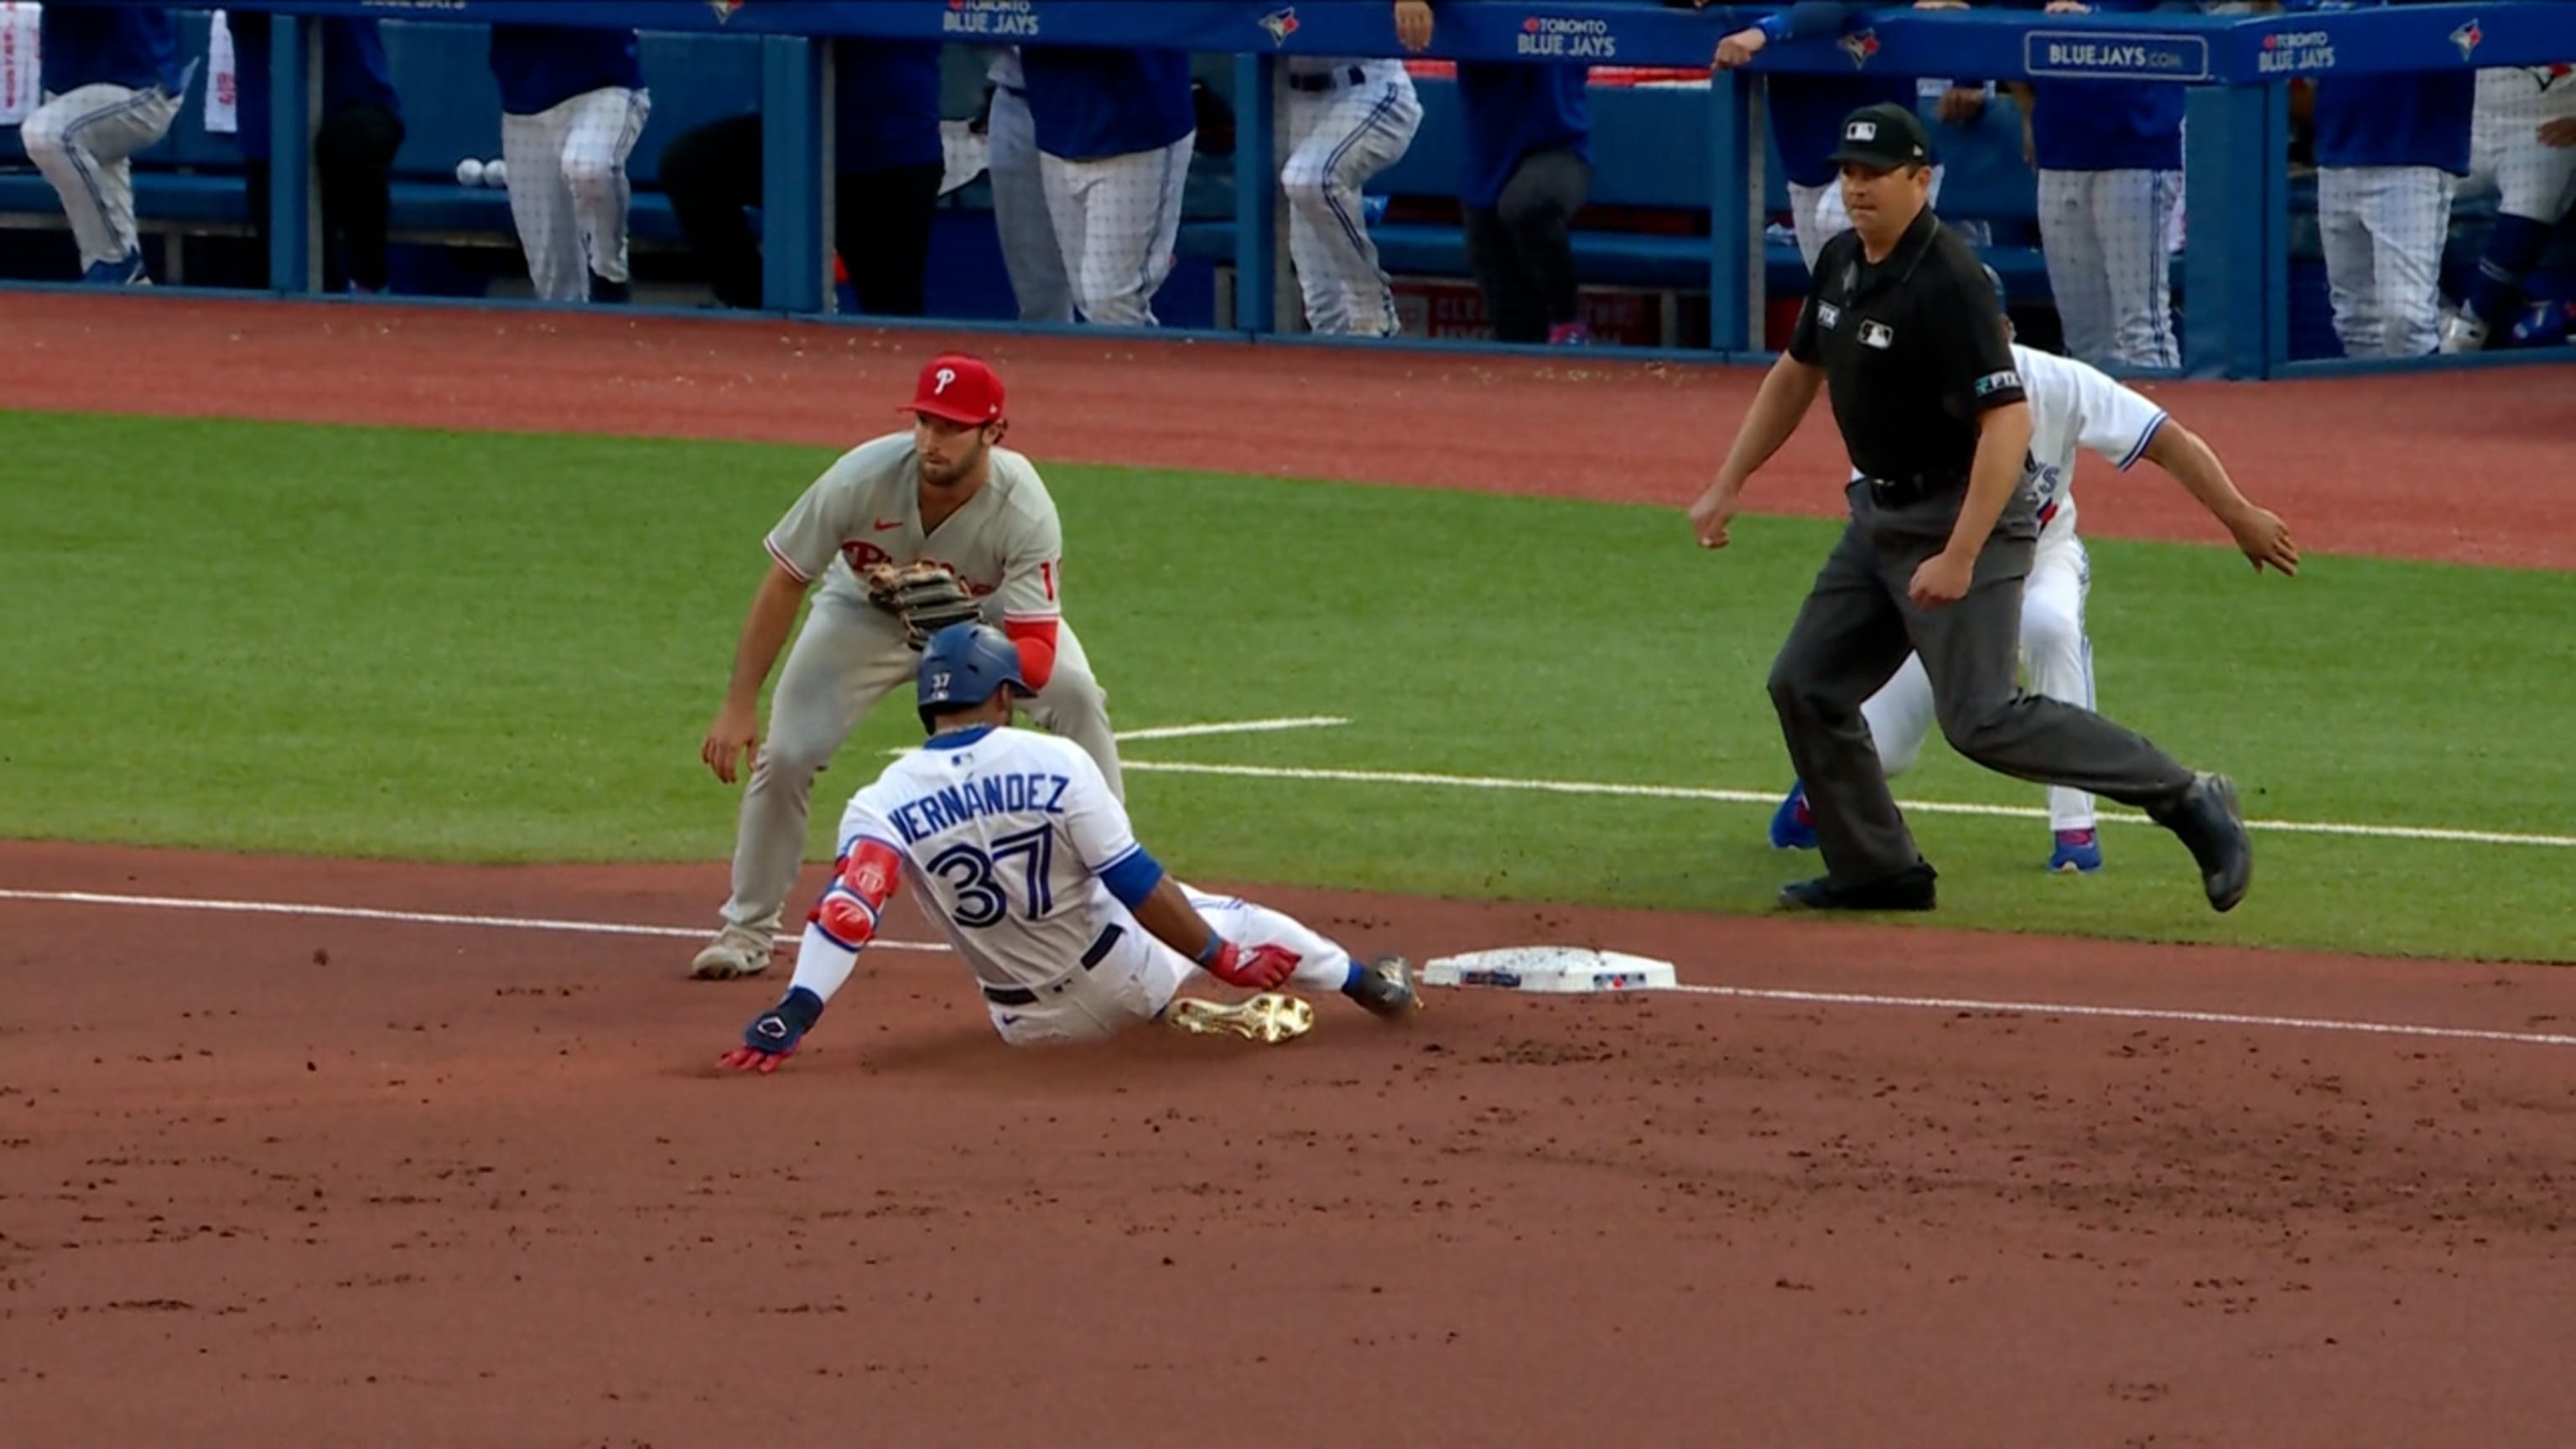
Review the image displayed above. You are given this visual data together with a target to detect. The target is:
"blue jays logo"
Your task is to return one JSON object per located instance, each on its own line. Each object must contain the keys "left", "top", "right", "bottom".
{"left": 2449, "top": 19, "right": 2482, "bottom": 60}
{"left": 707, "top": 0, "right": 744, "bottom": 20}
{"left": 1259, "top": 7, "right": 1299, "bottom": 46}
{"left": 1838, "top": 28, "right": 1880, "bottom": 70}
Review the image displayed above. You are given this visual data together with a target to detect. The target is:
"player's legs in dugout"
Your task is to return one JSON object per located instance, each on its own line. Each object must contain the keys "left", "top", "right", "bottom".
{"left": 1280, "top": 72, "right": 1420, "bottom": 335}
{"left": 987, "top": 84, "right": 1076, "bottom": 325}
{"left": 22, "top": 81, "right": 182, "bottom": 272}
{"left": 502, "top": 105, "right": 584, "bottom": 301}
{"left": 720, "top": 591, "right": 917, "bottom": 937}
{"left": 558, "top": 86, "right": 650, "bottom": 292}
{"left": 1015, "top": 621, "right": 1125, "bottom": 802}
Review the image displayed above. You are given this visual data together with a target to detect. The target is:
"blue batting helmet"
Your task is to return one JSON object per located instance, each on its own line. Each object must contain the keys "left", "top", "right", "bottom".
{"left": 915, "top": 623, "right": 1028, "bottom": 732}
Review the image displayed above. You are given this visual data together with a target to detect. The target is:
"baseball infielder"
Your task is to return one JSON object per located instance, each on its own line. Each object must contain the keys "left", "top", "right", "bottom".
{"left": 1770, "top": 268, "right": 2298, "bottom": 873}
{"left": 488, "top": 23, "right": 652, "bottom": 304}
{"left": 2444, "top": 63, "right": 2576, "bottom": 352}
{"left": 691, "top": 354, "right": 1123, "bottom": 982}
{"left": 20, "top": 1, "right": 195, "bottom": 285}
{"left": 1276, "top": 55, "right": 1421, "bottom": 336}
{"left": 981, "top": 47, "right": 1075, "bottom": 325}
{"left": 718, "top": 623, "right": 1419, "bottom": 1068}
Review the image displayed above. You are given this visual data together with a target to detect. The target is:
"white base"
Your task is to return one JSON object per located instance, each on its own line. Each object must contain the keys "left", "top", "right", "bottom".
{"left": 1420, "top": 947, "right": 1678, "bottom": 995}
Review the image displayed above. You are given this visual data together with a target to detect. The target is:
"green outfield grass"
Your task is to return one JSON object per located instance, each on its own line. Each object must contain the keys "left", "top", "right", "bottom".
{"left": 4, "top": 410, "right": 2570, "bottom": 962}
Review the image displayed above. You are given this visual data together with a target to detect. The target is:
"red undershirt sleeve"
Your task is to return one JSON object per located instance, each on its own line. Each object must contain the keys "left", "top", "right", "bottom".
{"left": 1004, "top": 617, "right": 1059, "bottom": 692}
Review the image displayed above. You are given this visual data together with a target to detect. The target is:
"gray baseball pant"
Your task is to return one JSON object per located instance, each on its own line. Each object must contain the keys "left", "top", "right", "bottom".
{"left": 1767, "top": 485, "right": 2194, "bottom": 886}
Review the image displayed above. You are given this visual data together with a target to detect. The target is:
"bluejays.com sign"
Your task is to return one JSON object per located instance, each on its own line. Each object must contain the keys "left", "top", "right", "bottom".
{"left": 2023, "top": 30, "right": 2211, "bottom": 82}
{"left": 1518, "top": 15, "right": 1618, "bottom": 60}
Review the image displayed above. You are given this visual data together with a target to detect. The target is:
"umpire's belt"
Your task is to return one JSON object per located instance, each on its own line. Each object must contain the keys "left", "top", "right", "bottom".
{"left": 1288, "top": 65, "right": 1369, "bottom": 92}
{"left": 980, "top": 925, "right": 1125, "bottom": 1006}
{"left": 1862, "top": 470, "right": 1967, "bottom": 509}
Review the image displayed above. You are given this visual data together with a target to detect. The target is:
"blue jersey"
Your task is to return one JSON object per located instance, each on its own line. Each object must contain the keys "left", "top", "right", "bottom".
{"left": 39, "top": 2, "right": 185, "bottom": 96}
{"left": 2029, "top": 80, "right": 2184, "bottom": 172}
{"left": 231, "top": 15, "right": 401, "bottom": 162}
{"left": 834, "top": 40, "right": 944, "bottom": 174}
{"left": 1019, "top": 48, "right": 1196, "bottom": 163}
{"left": 1455, "top": 62, "right": 1592, "bottom": 210}
{"left": 487, "top": 23, "right": 642, "bottom": 117}
{"left": 2312, "top": 70, "right": 2475, "bottom": 173}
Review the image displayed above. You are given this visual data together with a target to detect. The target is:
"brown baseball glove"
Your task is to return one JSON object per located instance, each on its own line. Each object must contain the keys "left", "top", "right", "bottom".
{"left": 864, "top": 561, "right": 982, "bottom": 651}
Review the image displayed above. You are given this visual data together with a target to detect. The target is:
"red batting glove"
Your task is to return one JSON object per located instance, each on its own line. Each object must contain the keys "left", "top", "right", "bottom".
{"left": 1203, "top": 940, "right": 1300, "bottom": 990}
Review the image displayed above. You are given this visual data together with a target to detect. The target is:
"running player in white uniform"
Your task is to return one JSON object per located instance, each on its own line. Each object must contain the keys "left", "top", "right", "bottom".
{"left": 718, "top": 625, "right": 1418, "bottom": 1067}
{"left": 1770, "top": 267, "right": 2298, "bottom": 873}
{"left": 1277, "top": 55, "right": 1421, "bottom": 336}
{"left": 691, "top": 355, "right": 1121, "bottom": 981}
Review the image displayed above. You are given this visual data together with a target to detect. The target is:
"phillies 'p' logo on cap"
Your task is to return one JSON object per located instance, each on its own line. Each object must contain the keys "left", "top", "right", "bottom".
{"left": 902, "top": 353, "right": 1005, "bottom": 424}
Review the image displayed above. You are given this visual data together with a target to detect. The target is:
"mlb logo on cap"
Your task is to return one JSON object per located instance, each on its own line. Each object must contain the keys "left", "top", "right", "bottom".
{"left": 903, "top": 353, "right": 1005, "bottom": 424}
{"left": 1826, "top": 101, "right": 1930, "bottom": 169}
{"left": 1846, "top": 120, "right": 1878, "bottom": 142}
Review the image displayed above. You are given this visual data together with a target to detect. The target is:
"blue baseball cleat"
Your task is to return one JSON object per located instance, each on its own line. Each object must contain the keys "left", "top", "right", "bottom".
{"left": 1768, "top": 783, "right": 1817, "bottom": 851}
{"left": 2049, "top": 828, "right": 2103, "bottom": 874}
{"left": 82, "top": 249, "right": 147, "bottom": 286}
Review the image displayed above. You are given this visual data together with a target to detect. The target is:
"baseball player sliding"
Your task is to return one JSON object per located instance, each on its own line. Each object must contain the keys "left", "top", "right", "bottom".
{"left": 692, "top": 355, "right": 1123, "bottom": 982}
{"left": 719, "top": 624, "right": 1419, "bottom": 1068}
{"left": 1771, "top": 267, "right": 2298, "bottom": 873}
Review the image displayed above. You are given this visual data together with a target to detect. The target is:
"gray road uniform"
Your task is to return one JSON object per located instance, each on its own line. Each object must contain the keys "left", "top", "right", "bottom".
{"left": 717, "top": 434, "right": 1122, "bottom": 944}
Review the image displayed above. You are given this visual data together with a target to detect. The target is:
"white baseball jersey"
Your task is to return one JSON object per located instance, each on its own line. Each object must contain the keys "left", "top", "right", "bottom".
{"left": 837, "top": 724, "right": 1139, "bottom": 996}
{"left": 2012, "top": 341, "right": 2168, "bottom": 546}
{"left": 764, "top": 433, "right": 1065, "bottom": 622}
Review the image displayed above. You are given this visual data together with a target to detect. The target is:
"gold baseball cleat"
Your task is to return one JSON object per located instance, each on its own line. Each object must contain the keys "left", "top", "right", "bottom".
{"left": 1166, "top": 992, "right": 1317, "bottom": 1044}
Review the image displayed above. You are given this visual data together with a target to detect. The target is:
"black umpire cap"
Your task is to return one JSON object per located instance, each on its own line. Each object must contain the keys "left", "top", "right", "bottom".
{"left": 1826, "top": 102, "right": 1931, "bottom": 171}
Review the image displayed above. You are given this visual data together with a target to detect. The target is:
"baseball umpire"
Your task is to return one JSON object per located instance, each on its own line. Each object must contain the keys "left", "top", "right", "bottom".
{"left": 1687, "top": 102, "right": 2251, "bottom": 914}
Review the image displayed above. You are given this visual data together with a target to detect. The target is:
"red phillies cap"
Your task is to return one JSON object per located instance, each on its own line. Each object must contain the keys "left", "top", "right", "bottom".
{"left": 901, "top": 353, "right": 1005, "bottom": 424}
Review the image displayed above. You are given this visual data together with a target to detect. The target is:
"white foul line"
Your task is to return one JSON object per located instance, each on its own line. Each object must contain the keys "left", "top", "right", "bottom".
{"left": 1663, "top": 982, "right": 2576, "bottom": 1051}
{"left": 890, "top": 715, "right": 1348, "bottom": 756}
{"left": 1114, "top": 715, "right": 1349, "bottom": 743}
{"left": 0, "top": 888, "right": 951, "bottom": 955}
{"left": 1119, "top": 760, "right": 2576, "bottom": 850}
{"left": 2, "top": 886, "right": 2568, "bottom": 1051}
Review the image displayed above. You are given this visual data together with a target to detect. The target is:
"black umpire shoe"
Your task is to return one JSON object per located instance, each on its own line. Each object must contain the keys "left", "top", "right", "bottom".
{"left": 2150, "top": 772, "right": 2252, "bottom": 913}
{"left": 1778, "top": 860, "right": 1938, "bottom": 912}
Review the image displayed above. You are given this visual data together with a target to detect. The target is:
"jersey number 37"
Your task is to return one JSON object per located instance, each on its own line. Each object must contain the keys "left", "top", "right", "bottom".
{"left": 926, "top": 826, "right": 1056, "bottom": 927}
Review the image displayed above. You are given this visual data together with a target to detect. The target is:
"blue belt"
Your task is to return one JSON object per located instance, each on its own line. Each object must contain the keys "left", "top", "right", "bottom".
{"left": 1288, "top": 65, "right": 1368, "bottom": 93}
{"left": 982, "top": 924, "right": 1124, "bottom": 1006}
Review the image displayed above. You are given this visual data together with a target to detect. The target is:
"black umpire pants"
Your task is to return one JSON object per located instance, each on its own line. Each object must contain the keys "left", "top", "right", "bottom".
{"left": 1463, "top": 145, "right": 1590, "bottom": 343}
{"left": 659, "top": 112, "right": 943, "bottom": 314}
{"left": 243, "top": 102, "right": 405, "bottom": 293}
{"left": 1768, "top": 481, "right": 2196, "bottom": 886}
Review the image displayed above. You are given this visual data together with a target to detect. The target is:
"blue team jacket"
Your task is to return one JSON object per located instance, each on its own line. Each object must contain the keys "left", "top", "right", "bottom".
{"left": 39, "top": 2, "right": 186, "bottom": 96}
{"left": 1019, "top": 47, "right": 1196, "bottom": 162}
{"left": 834, "top": 41, "right": 943, "bottom": 173}
{"left": 231, "top": 15, "right": 402, "bottom": 162}
{"left": 487, "top": 23, "right": 643, "bottom": 117}
{"left": 2311, "top": 70, "right": 2475, "bottom": 173}
{"left": 1455, "top": 62, "right": 1593, "bottom": 209}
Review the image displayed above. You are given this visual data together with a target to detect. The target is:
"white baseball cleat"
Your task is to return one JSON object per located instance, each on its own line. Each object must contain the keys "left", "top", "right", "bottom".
{"left": 688, "top": 926, "right": 775, "bottom": 981}
{"left": 2438, "top": 313, "right": 2487, "bottom": 355}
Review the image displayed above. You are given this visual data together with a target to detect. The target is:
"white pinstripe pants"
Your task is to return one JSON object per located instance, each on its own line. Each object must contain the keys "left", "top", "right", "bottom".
{"left": 2038, "top": 168, "right": 2181, "bottom": 370}
{"left": 1276, "top": 65, "right": 1420, "bottom": 335}
{"left": 501, "top": 86, "right": 651, "bottom": 302}
{"left": 1039, "top": 132, "right": 1193, "bottom": 327}
{"left": 21, "top": 80, "right": 184, "bottom": 270}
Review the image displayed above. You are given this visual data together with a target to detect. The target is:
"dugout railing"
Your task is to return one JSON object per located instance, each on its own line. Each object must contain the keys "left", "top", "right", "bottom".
{"left": 4, "top": 0, "right": 2571, "bottom": 379}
